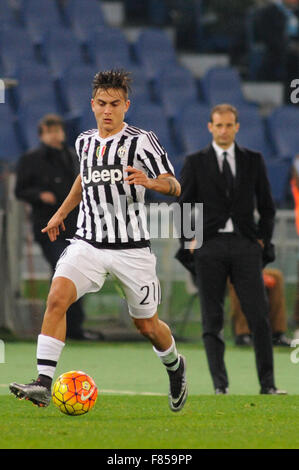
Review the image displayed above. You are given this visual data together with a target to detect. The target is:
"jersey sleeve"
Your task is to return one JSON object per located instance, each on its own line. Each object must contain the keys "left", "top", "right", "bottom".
{"left": 136, "top": 131, "right": 175, "bottom": 178}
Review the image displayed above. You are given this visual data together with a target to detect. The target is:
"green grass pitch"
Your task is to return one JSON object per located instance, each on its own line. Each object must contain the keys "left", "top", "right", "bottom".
{"left": 0, "top": 341, "right": 299, "bottom": 449}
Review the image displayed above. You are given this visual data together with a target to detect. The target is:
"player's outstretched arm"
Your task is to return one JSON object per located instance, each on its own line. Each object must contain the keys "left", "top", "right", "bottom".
{"left": 41, "top": 174, "right": 83, "bottom": 242}
{"left": 125, "top": 166, "right": 181, "bottom": 197}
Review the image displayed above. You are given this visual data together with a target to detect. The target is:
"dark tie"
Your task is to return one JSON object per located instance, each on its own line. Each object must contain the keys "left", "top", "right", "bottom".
{"left": 222, "top": 151, "right": 234, "bottom": 199}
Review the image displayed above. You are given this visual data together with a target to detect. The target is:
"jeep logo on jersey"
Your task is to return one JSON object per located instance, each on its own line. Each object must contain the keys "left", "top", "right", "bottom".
{"left": 83, "top": 165, "right": 124, "bottom": 186}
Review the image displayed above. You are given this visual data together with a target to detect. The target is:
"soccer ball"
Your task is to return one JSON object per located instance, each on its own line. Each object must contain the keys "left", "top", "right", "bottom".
{"left": 52, "top": 370, "right": 98, "bottom": 416}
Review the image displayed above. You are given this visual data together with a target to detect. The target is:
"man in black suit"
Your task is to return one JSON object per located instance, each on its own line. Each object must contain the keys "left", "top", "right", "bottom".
{"left": 15, "top": 114, "right": 99, "bottom": 340}
{"left": 177, "top": 103, "right": 286, "bottom": 395}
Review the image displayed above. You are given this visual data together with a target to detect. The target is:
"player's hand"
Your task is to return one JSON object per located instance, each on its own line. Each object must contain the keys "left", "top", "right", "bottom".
{"left": 124, "top": 166, "right": 153, "bottom": 189}
{"left": 41, "top": 213, "right": 66, "bottom": 242}
{"left": 257, "top": 239, "right": 264, "bottom": 249}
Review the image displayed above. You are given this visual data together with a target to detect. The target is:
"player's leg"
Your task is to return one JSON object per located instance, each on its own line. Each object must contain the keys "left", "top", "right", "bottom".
{"left": 110, "top": 248, "right": 187, "bottom": 411}
{"left": 133, "top": 312, "right": 172, "bottom": 350}
{"left": 41, "top": 276, "right": 77, "bottom": 341}
{"left": 9, "top": 240, "right": 105, "bottom": 406}
{"left": 9, "top": 275, "right": 76, "bottom": 407}
{"left": 132, "top": 313, "right": 187, "bottom": 412}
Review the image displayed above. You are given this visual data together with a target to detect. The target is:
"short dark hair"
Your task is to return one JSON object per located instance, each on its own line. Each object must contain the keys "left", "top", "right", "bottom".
{"left": 37, "top": 114, "right": 65, "bottom": 135}
{"left": 92, "top": 69, "right": 132, "bottom": 99}
{"left": 210, "top": 104, "right": 239, "bottom": 123}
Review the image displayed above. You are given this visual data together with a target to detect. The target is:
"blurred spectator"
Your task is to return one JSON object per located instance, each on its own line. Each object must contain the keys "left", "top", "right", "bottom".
{"left": 15, "top": 114, "right": 100, "bottom": 341}
{"left": 229, "top": 268, "right": 292, "bottom": 346}
{"left": 168, "top": 0, "right": 200, "bottom": 51}
{"left": 199, "top": 0, "right": 255, "bottom": 62}
{"left": 252, "top": 0, "right": 299, "bottom": 99}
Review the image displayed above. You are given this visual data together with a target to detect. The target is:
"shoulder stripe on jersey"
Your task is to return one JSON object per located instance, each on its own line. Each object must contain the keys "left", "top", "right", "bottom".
{"left": 78, "top": 129, "right": 97, "bottom": 138}
{"left": 147, "top": 132, "right": 165, "bottom": 156}
{"left": 149, "top": 131, "right": 166, "bottom": 155}
{"left": 126, "top": 125, "right": 147, "bottom": 135}
{"left": 127, "top": 126, "right": 165, "bottom": 156}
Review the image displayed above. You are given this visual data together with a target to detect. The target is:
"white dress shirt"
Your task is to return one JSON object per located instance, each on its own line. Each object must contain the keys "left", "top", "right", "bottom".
{"left": 212, "top": 141, "right": 236, "bottom": 233}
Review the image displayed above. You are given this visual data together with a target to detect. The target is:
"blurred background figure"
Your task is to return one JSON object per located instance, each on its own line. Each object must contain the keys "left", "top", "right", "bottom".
{"left": 229, "top": 268, "right": 292, "bottom": 346}
{"left": 249, "top": 0, "right": 299, "bottom": 100}
{"left": 14, "top": 114, "right": 100, "bottom": 340}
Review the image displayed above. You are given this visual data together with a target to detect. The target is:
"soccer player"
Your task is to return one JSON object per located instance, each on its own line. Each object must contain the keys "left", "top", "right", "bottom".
{"left": 9, "top": 70, "right": 188, "bottom": 412}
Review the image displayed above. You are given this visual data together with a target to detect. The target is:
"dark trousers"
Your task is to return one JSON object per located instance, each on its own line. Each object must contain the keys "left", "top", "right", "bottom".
{"left": 38, "top": 238, "right": 85, "bottom": 339}
{"left": 194, "top": 233, "right": 275, "bottom": 391}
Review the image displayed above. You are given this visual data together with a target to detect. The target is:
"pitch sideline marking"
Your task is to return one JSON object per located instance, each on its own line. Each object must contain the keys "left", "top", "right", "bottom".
{"left": 1, "top": 384, "right": 166, "bottom": 396}
{"left": 101, "top": 389, "right": 166, "bottom": 396}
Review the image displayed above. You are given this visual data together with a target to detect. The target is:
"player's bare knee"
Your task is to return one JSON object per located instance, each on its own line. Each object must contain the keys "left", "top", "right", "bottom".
{"left": 46, "top": 277, "right": 77, "bottom": 316}
{"left": 46, "top": 291, "right": 72, "bottom": 317}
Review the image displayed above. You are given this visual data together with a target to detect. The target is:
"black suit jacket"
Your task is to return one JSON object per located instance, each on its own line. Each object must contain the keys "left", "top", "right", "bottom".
{"left": 176, "top": 143, "right": 276, "bottom": 271}
{"left": 15, "top": 143, "right": 79, "bottom": 242}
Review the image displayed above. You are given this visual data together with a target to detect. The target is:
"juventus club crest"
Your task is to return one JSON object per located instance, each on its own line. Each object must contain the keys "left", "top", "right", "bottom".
{"left": 117, "top": 145, "right": 127, "bottom": 163}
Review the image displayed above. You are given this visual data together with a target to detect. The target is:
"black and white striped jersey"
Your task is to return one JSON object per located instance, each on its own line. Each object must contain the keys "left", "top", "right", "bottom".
{"left": 74, "top": 122, "right": 175, "bottom": 249}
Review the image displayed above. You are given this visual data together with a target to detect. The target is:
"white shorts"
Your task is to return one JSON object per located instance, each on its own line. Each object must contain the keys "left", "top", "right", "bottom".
{"left": 53, "top": 239, "right": 161, "bottom": 319}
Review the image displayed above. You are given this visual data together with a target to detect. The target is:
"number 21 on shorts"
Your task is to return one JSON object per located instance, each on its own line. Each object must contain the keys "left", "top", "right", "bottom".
{"left": 140, "top": 281, "right": 161, "bottom": 305}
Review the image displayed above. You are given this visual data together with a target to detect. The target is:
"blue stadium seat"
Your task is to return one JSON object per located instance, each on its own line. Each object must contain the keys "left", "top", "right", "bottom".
{"left": 245, "top": 7, "right": 266, "bottom": 81}
{"left": 66, "top": 0, "right": 106, "bottom": 41}
{"left": 43, "top": 29, "right": 84, "bottom": 77}
{"left": 236, "top": 106, "right": 274, "bottom": 158}
{"left": 0, "top": 121, "right": 23, "bottom": 163}
{"left": 0, "top": 101, "right": 16, "bottom": 124}
{"left": 134, "top": 29, "right": 177, "bottom": 80}
{"left": 171, "top": 155, "right": 186, "bottom": 179}
{"left": 128, "top": 66, "right": 152, "bottom": 102}
{"left": 62, "top": 64, "right": 95, "bottom": 114}
{"left": 14, "top": 63, "right": 58, "bottom": 110}
{"left": 126, "top": 102, "right": 178, "bottom": 158}
{"left": 129, "top": 89, "right": 153, "bottom": 107}
{"left": 87, "top": 28, "right": 132, "bottom": 69}
{"left": 22, "top": 0, "right": 64, "bottom": 43}
{"left": 18, "top": 101, "right": 62, "bottom": 150}
{"left": 0, "top": 27, "right": 37, "bottom": 76}
{"left": 154, "top": 65, "right": 199, "bottom": 119}
{"left": 267, "top": 106, "right": 299, "bottom": 158}
{"left": 236, "top": 127, "right": 273, "bottom": 159}
{"left": 126, "top": 95, "right": 154, "bottom": 123}
{"left": 174, "top": 103, "right": 211, "bottom": 154}
{"left": 0, "top": 0, "right": 18, "bottom": 28}
{"left": 200, "top": 66, "right": 249, "bottom": 107}
{"left": 78, "top": 105, "right": 97, "bottom": 133}
{"left": 266, "top": 159, "right": 292, "bottom": 207}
